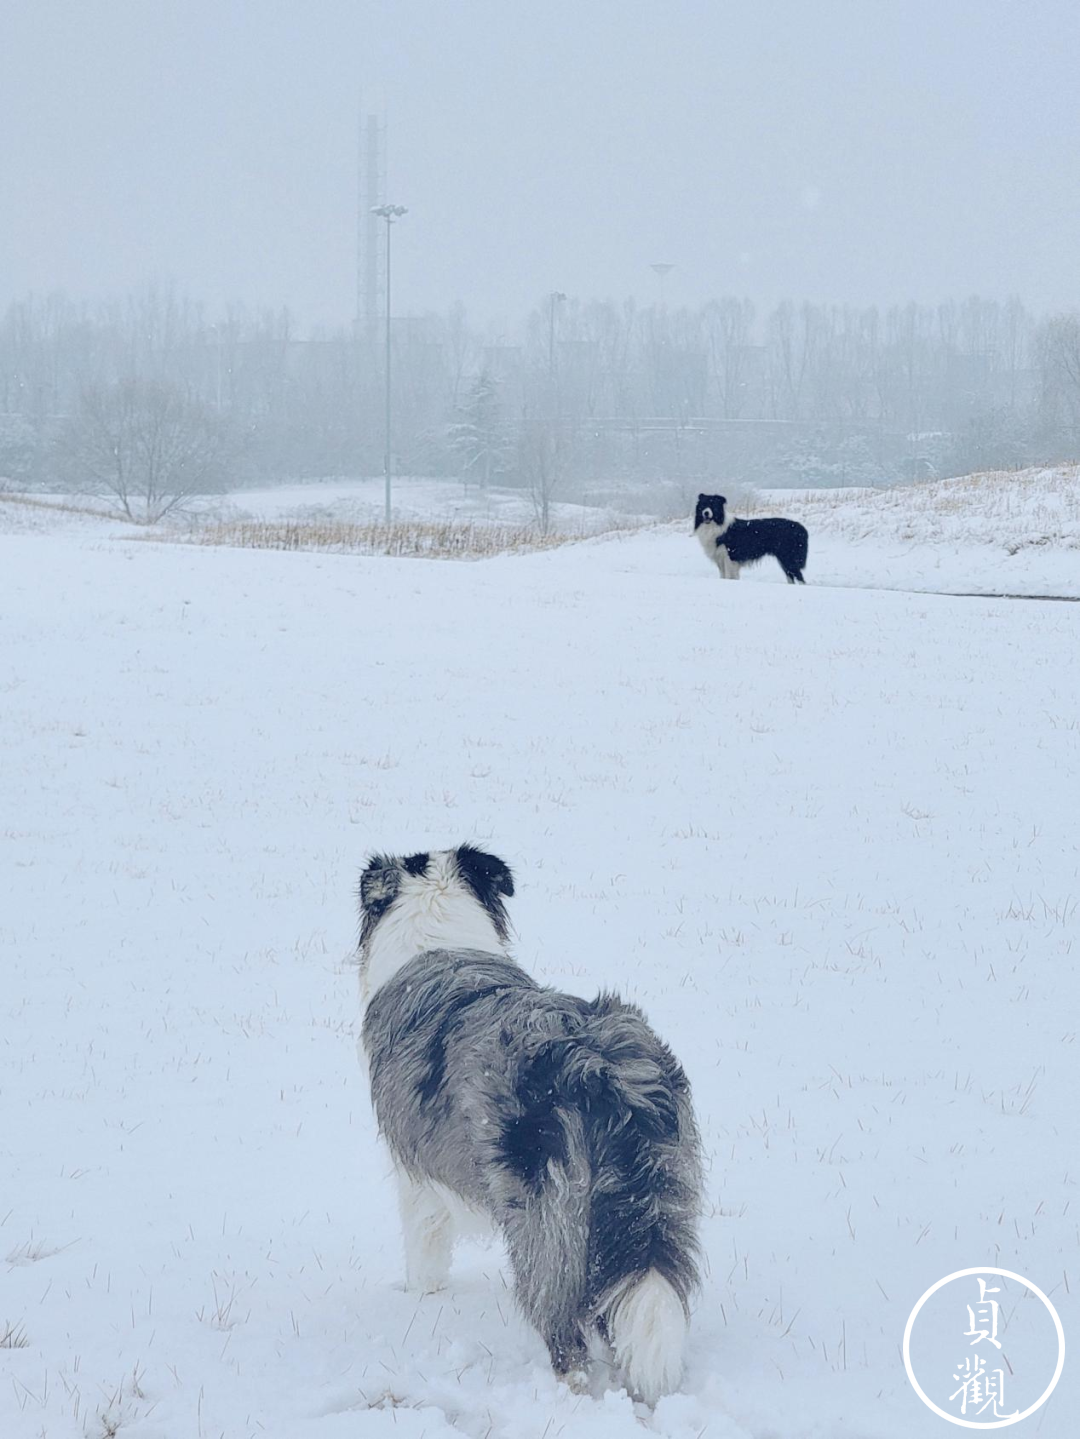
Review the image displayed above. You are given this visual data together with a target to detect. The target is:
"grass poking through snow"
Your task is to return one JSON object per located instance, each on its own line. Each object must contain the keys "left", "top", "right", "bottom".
{"left": 179, "top": 514, "right": 652, "bottom": 559}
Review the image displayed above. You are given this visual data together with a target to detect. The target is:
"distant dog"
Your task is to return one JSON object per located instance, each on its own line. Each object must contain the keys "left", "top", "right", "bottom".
{"left": 357, "top": 844, "right": 702, "bottom": 1402}
{"left": 694, "top": 492, "right": 808, "bottom": 584}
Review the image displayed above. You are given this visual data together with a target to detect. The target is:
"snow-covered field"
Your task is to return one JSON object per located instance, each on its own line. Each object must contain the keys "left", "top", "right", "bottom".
{"left": 6, "top": 463, "right": 1079, "bottom": 594}
{"left": 2, "top": 482, "right": 1079, "bottom": 1438}
{"left": 205, "top": 476, "right": 652, "bottom": 538}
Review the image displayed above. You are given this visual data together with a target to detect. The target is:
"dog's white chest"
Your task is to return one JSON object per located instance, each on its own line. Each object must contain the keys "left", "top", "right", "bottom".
{"left": 695, "top": 521, "right": 724, "bottom": 564}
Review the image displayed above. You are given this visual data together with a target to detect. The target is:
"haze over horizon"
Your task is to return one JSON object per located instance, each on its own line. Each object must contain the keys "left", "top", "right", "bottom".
{"left": 4, "top": 0, "right": 1079, "bottom": 333}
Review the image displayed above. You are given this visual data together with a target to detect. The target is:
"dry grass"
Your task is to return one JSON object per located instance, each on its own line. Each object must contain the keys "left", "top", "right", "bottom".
{"left": 0, "top": 492, "right": 116, "bottom": 520}
{"left": 0, "top": 1320, "right": 29, "bottom": 1349}
{"left": 183, "top": 515, "right": 649, "bottom": 560}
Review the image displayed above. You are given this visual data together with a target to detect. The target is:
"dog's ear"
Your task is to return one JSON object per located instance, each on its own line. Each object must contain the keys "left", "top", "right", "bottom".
{"left": 359, "top": 853, "right": 402, "bottom": 918}
{"left": 455, "top": 844, "right": 515, "bottom": 901}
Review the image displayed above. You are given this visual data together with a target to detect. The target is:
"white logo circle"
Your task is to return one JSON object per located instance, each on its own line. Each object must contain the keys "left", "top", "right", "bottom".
{"left": 903, "top": 1267, "right": 1065, "bottom": 1429}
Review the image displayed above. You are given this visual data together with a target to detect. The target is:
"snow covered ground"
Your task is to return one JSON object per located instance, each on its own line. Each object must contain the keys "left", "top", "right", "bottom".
{"left": 7, "top": 463, "right": 1079, "bottom": 595}
{"left": 2, "top": 487, "right": 1079, "bottom": 1438}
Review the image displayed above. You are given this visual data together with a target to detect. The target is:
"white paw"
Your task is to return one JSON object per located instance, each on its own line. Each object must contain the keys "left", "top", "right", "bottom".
{"left": 405, "top": 1274, "right": 447, "bottom": 1294}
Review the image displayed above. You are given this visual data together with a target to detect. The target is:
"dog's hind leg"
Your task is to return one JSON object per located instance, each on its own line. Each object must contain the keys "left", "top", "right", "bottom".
{"left": 506, "top": 1217, "right": 590, "bottom": 1383}
{"left": 501, "top": 1160, "right": 590, "bottom": 1388}
{"left": 545, "top": 1318, "right": 590, "bottom": 1389}
{"left": 395, "top": 1163, "right": 453, "bottom": 1293}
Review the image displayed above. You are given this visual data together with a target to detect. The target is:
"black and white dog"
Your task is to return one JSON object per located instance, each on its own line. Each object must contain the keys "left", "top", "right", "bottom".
{"left": 357, "top": 844, "right": 702, "bottom": 1402}
{"left": 694, "top": 492, "right": 808, "bottom": 584}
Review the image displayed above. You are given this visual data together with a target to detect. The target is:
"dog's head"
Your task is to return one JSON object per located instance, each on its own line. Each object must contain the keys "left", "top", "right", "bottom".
{"left": 694, "top": 493, "right": 727, "bottom": 531}
{"left": 357, "top": 845, "right": 515, "bottom": 990}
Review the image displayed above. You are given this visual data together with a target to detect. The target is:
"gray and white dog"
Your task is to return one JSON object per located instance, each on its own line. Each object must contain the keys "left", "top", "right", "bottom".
{"left": 357, "top": 844, "right": 702, "bottom": 1402}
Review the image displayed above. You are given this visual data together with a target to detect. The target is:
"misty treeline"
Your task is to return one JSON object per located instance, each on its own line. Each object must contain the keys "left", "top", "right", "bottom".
{"left": 2, "top": 286, "right": 1080, "bottom": 518}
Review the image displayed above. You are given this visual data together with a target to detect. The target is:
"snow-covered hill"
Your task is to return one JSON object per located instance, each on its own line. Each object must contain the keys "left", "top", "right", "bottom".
{"left": 763, "top": 464, "right": 1080, "bottom": 597}
{"left": 1, "top": 496, "right": 1078, "bottom": 1437}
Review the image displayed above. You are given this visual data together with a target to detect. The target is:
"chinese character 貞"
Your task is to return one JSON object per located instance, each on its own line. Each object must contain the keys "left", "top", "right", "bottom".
{"left": 964, "top": 1277, "right": 1003, "bottom": 1349}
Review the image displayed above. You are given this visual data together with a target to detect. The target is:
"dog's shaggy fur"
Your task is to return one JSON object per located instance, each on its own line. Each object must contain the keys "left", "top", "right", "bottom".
{"left": 357, "top": 845, "right": 702, "bottom": 1402}
{"left": 694, "top": 492, "right": 808, "bottom": 583}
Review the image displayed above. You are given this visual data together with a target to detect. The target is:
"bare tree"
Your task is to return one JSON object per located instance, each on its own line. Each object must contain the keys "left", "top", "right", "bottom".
{"left": 0, "top": 414, "right": 35, "bottom": 487}
{"left": 57, "top": 379, "right": 236, "bottom": 522}
{"left": 1036, "top": 314, "right": 1080, "bottom": 427}
{"left": 516, "top": 411, "right": 568, "bottom": 535}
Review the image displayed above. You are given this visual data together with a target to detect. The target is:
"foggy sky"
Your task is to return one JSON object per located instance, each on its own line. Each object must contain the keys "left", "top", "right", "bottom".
{"left": 4, "top": 0, "right": 1079, "bottom": 333}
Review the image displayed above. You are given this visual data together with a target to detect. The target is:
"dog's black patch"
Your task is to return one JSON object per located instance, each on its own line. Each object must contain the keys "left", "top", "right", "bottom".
{"left": 456, "top": 843, "right": 514, "bottom": 897}
{"left": 415, "top": 983, "right": 504, "bottom": 1106}
{"left": 454, "top": 844, "right": 514, "bottom": 941}
{"left": 722, "top": 516, "right": 809, "bottom": 583}
{"left": 499, "top": 1112, "right": 570, "bottom": 1191}
{"left": 401, "top": 851, "right": 430, "bottom": 877}
{"left": 499, "top": 1042, "right": 573, "bottom": 1190}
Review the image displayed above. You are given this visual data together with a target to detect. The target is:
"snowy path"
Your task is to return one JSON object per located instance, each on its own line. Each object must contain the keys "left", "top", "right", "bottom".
{"left": 2, "top": 527, "right": 1078, "bottom": 1438}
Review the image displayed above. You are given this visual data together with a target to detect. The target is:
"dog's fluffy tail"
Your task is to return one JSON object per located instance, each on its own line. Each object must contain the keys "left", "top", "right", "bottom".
{"left": 501, "top": 995, "right": 701, "bottom": 1399}
{"left": 608, "top": 1270, "right": 689, "bottom": 1404}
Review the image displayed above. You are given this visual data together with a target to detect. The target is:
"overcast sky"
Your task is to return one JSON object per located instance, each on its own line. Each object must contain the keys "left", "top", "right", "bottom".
{"left": 3, "top": 0, "right": 1079, "bottom": 332}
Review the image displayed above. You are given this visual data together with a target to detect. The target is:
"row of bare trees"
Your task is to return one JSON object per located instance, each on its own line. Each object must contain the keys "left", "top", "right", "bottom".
{"left": 2, "top": 286, "right": 1080, "bottom": 522}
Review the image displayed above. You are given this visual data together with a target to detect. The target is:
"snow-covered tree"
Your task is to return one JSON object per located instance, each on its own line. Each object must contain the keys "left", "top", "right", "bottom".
{"left": 447, "top": 372, "right": 510, "bottom": 490}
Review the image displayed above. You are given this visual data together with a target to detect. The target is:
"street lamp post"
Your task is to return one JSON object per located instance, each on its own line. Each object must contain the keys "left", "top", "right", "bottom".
{"left": 548, "top": 291, "right": 567, "bottom": 381}
{"left": 372, "top": 203, "right": 408, "bottom": 522}
{"left": 650, "top": 262, "right": 675, "bottom": 309}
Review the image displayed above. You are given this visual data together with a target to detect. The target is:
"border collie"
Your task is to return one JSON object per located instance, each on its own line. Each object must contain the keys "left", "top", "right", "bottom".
{"left": 357, "top": 844, "right": 702, "bottom": 1403}
{"left": 694, "top": 492, "right": 808, "bottom": 584}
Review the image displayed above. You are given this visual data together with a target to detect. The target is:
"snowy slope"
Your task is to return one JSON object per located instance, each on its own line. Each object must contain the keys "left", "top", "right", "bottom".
{"left": 2, "top": 522, "right": 1078, "bottom": 1438}
{"left": 760, "top": 464, "right": 1080, "bottom": 598}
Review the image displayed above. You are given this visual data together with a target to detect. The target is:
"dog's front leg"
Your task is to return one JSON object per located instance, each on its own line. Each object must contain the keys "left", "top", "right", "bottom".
{"left": 395, "top": 1164, "right": 453, "bottom": 1293}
